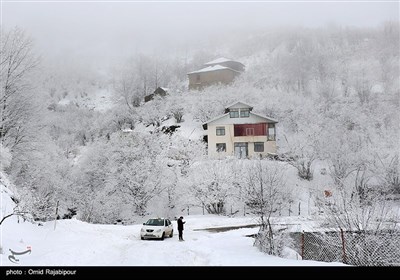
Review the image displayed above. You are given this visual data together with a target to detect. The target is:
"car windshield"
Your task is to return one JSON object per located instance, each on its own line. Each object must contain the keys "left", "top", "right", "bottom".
{"left": 145, "top": 219, "right": 164, "bottom": 226}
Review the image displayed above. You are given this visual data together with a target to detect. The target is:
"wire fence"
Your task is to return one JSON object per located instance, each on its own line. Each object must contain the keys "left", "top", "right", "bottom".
{"left": 291, "top": 229, "right": 400, "bottom": 266}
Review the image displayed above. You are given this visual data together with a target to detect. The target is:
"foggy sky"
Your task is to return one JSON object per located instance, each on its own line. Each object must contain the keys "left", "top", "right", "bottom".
{"left": 2, "top": 1, "right": 399, "bottom": 67}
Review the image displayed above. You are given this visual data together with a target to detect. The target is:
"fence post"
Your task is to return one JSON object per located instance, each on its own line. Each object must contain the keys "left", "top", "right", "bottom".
{"left": 54, "top": 200, "right": 59, "bottom": 231}
{"left": 340, "top": 228, "right": 347, "bottom": 264}
{"left": 301, "top": 231, "right": 305, "bottom": 260}
{"left": 243, "top": 205, "right": 246, "bottom": 216}
{"left": 298, "top": 202, "right": 301, "bottom": 216}
{"left": 202, "top": 203, "right": 204, "bottom": 215}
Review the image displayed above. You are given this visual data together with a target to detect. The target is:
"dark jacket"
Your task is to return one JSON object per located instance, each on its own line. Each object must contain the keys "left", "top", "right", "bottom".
{"left": 177, "top": 218, "right": 185, "bottom": 231}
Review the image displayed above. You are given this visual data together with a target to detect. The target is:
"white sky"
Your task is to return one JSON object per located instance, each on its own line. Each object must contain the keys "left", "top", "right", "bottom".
{"left": 2, "top": 1, "right": 399, "bottom": 66}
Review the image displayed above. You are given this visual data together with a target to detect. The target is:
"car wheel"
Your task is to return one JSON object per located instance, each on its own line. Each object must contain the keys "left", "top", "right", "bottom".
{"left": 160, "top": 232, "right": 165, "bottom": 240}
{"left": 169, "top": 230, "right": 173, "bottom": 238}
{"left": 141, "top": 237, "right": 144, "bottom": 240}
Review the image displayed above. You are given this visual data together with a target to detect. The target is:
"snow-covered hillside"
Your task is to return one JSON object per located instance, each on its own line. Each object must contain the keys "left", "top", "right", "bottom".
{"left": 132, "top": 112, "right": 204, "bottom": 141}
{"left": 1, "top": 16, "right": 398, "bottom": 267}
{"left": 57, "top": 86, "right": 115, "bottom": 112}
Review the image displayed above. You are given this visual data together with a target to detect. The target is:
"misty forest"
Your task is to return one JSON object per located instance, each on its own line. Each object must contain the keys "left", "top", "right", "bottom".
{"left": 1, "top": 4, "right": 399, "bottom": 265}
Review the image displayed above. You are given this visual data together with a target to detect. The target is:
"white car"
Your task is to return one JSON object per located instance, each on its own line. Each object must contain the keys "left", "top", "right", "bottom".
{"left": 140, "top": 218, "right": 174, "bottom": 240}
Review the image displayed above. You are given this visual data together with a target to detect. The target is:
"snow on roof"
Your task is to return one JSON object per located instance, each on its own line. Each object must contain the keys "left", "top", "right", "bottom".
{"left": 202, "top": 111, "right": 278, "bottom": 126}
{"left": 159, "top": 87, "right": 169, "bottom": 92}
{"left": 202, "top": 113, "right": 229, "bottom": 126}
{"left": 187, "top": 65, "right": 240, "bottom": 75}
{"left": 204, "top": 57, "right": 234, "bottom": 65}
{"left": 251, "top": 112, "right": 278, "bottom": 123}
{"left": 224, "top": 101, "right": 253, "bottom": 110}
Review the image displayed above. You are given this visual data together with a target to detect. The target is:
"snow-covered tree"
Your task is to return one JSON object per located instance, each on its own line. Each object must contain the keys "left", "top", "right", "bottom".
{"left": 139, "top": 96, "right": 168, "bottom": 127}
{"left": 243, "top": 159, "right": 291, "bottom": 256}
{"left": 282, "top": 131, "right": 317, "bottom": 181}
{"left": 188, "top": 160, "right": 236, "bottom": 214}
{"left": 0, "top": 27, "right": 39, "bottom": 151}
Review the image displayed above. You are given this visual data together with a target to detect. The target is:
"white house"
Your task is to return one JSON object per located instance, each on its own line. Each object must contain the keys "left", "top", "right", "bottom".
{"left": 202, "top": 101, "right": 278, "bottom": 158}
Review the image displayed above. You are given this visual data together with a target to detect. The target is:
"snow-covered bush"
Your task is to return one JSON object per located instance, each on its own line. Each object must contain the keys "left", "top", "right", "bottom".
{"left": 254, "top": 228, "right": 294, "bottom": 257}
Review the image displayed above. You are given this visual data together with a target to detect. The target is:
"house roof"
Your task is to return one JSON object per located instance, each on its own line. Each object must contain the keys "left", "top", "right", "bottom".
{"left": 202, "top": 110, "right": 278, "bottom": 130}
{"left": 223, "top": 102, "right": 278, "bottom": 122}
{"left": 187, "top": 65, "right": 241, "bottom": 75}
{"left": 224, "top": 101, "right": 253, "bottom": 110}
{"left": 251, "top": 112, "right": 278, "bottom": 123}
{"left": 202, "top": 113, "right": 229, "bottom": 127}
{"left": 204, "top": 57, "right": 244, "bottom": 66}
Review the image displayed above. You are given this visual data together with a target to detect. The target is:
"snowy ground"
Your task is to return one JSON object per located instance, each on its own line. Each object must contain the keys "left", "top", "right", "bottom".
{"left": 1, "top": 214, "right": 343, "bottom": 266}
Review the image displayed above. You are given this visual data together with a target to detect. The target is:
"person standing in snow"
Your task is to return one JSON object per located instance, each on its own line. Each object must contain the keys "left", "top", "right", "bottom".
{"left": 177, "top": 216, "right": 186, "bottom": 241}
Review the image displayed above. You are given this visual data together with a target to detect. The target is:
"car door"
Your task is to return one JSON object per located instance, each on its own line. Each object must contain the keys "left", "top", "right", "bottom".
{"left": 166, "top": 219, "right": 172, "bottom": 235}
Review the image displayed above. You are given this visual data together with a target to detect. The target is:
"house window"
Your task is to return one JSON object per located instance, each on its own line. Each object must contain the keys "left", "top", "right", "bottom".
{"left": 216, "top": 127, "right": 225, "bottom": 136}
{"left": 229, "top": 109, "right": 239, "bottom": 118}
{"left": 268, "top": 124, "right": 276, "bottom": 141}
{"left": 254, "top": 142, "right": 264, "bottom": 152}
{"left": 196, "top": 74, "right": 201, "bottom": 82}
{"left": 240, "top": 109, "right": 250, "bottom": 118}
{"left": 216, "top": 143, "right": 226, "bottom": 152}
{"left": 246, "top": 128, "right": 254, "bottom": 136}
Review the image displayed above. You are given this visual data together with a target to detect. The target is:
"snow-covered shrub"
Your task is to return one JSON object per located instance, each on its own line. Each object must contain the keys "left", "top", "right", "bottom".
{"left": 254, "top": 228, "right": 294, "bottom": 257}
{"left": 381, "top": 155, "right": 400, "bottom": 195}
{"left": 28, "top": 190, "right": 56, "bottom": 222}
{"left": 171, "top": 106, "right": 184, "bottom": 123}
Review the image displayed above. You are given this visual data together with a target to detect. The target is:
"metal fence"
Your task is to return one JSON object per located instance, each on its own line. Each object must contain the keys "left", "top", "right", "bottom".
{"left": 291, "top": 230, "right": 400, "bottom": 266}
